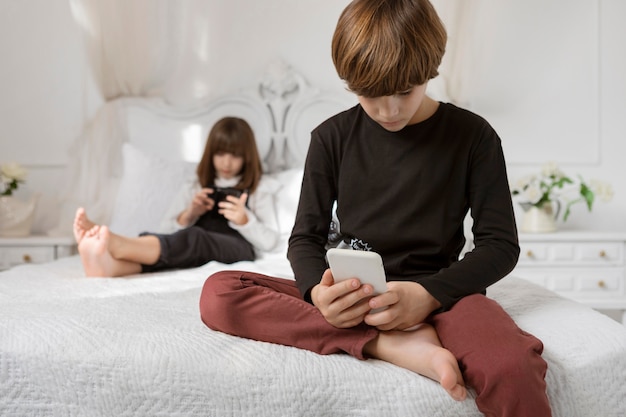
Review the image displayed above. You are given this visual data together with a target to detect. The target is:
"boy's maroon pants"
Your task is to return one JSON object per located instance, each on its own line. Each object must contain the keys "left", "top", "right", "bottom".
{"left": 199, "top": 270, "right": 552, "bottom": 417}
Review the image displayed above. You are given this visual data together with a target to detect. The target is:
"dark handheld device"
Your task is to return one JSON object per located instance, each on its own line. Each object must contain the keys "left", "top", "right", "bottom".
{"left": 210, "top": 187, "right": 245, "bottom": 204}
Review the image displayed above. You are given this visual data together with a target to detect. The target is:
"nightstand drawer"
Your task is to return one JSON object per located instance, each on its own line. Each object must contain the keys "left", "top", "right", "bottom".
{"left": 0, "top": 236, "right": 77, "bottom": 271}
{"left": 512, "top": 231, "right": 626, "bottom": 322}
{"left": 518, "top": 241, "right": 623, "bottom": 266}
{"left": 513, "top": 267, "right": 625, "bottom": 298}
{"left": 2, "top": 246, "right": 56, "bottom": 266}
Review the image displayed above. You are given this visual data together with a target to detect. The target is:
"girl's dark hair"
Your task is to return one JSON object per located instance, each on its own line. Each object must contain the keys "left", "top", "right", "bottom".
{"left": 196, "top": 117, "right": 263, "bottom": 193}
{"left": 332, "top": 0, "right": 447, "bottom": 97}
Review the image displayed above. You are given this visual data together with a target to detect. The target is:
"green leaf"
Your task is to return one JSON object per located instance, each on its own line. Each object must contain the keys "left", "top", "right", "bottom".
{"left": 580, "top": 183, "right": 594, "bottom": 211}
{"left": 554, "top": 177, "right": 573, "bottom": 188}
{"left": 563, "top": 206, "right": 571, "bottom": 222}
{"left": 563, "top": 198, "right": 581, "bottom": 222}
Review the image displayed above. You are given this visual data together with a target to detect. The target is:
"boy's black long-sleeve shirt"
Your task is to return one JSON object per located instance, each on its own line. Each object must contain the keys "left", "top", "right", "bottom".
{"left": 287, "top": 102, "right": 520, "bottom": 311}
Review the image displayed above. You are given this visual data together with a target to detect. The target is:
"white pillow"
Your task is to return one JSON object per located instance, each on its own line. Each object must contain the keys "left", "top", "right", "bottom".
{"left": 109, "top": 143, "right": 195, "bottom": 236}
{"left": 269, "top": 168, "right": 304, "bottom": 235}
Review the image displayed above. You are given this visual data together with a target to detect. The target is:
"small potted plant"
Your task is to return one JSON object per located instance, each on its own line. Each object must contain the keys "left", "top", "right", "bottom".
{"left": 0, "top": 162, "right": 37, "bottom": 237}
{"left": 510, "top": 162, "right": 613, "bottom": 232}
{"left": 1, "top": 162, "right": 28, "bottom": 196}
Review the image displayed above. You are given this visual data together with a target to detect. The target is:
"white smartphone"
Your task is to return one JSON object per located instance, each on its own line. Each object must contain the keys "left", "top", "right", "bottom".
{"left": 326, "top": 248, "right": 388, "bottom": 295}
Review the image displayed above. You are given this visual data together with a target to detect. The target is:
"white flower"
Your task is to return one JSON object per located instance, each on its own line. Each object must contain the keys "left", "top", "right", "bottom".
{"left": 512, "top": 162, "right": 612, "bottom": 222}
{"left": 541, "top": 161, "right": 564, "bottom": 178}
{"left": 1, "top": 162, "right": 27, "bottom": 182}
{"left": 522, "top": 184, "right": 543, "bottom": 205}
{"left": 512, "top": 174, "right": 536, "bottom": 192}
{"left": 589, "top": 179, "right": 614, "bottom": 202}
{"left": 1, "top": 162, "right": 27, "bottom": 196}
{"left": 558, "top": 185, "right": 581, "bottom": 201}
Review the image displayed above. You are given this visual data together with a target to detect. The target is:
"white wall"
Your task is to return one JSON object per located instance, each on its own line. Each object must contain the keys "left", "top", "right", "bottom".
{"left": 506, "top": 0, "right": 626, "bottom": 232}
{"left": 1, "top": 0, "right": 624, "bottom": 235}
{"left": 162, "top": 0, "right": 352, "bottom": 105}
{"left": 0, "top": 0, "right": 102, "bottom": 232}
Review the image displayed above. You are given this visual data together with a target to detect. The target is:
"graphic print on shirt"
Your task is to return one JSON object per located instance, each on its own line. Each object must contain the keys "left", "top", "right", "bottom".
{"left": 326, "top": 201, "right": 373, "bottom": 252}
{"left": 346, "top": 237, "right": 372, "bottom": 251}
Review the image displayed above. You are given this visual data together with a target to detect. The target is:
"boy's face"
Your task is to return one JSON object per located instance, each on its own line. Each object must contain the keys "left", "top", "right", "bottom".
{"left": 357, "top": 83, "right": 429, "bottom": 132}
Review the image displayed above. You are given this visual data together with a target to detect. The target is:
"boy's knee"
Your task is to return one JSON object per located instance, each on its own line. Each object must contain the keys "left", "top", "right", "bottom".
{"left": 496, "top": 342, "right": 545, "bottom": 380}
{"left": 202, "top": 270, "right": 243, "bottom": 296}
{"left": 199, "top": 270, "right": 243, "bottom": 327}
{"left": 471, "top": 338, "right": 550, "bottom": 416}
{"left": 467, "top": 331, "right": 547, "bottom": 394}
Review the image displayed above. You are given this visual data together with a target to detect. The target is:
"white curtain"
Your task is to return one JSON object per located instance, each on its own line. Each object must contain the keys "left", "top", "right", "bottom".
{"left": 69, "top": 0, "right": 186, "bottom": 99}
{"left": 429, "top": 0, "right": 491, "bottom": 107}
{"left": 51, "top": 0, "right": 195, "bottom": 234}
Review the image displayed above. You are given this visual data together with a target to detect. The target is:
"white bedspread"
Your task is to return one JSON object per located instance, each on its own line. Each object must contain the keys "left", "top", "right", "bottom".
{"left": 1, "top": 255, "right": 625, "bottom": 417}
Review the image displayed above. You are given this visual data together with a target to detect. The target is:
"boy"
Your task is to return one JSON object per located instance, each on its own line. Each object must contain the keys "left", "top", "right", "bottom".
{"left": 200, "top": 0, "right": 552, "bottom": 415}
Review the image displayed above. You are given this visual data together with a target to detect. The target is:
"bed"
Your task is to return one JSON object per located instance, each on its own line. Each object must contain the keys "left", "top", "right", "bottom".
{"left": 2, "top": 66, "right": 626, "bottom": 417}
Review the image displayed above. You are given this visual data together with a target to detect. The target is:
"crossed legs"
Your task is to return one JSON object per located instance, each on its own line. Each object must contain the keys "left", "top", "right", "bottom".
{"left": 200, "top": 271, "right": 467, "bottom": 402}
{"left": 200, "top": 271, "right": 551, "bottom": 414}
{"left": 73, "top": 207, "right": 160, "bottom": 277}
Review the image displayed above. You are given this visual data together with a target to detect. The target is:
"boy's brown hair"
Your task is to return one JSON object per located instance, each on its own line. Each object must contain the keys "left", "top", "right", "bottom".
{"left": 331, "top": 0, "right": 447, "bottom": 98}
{"left": 196, "top": 117, "right": 263, "bottom": 193}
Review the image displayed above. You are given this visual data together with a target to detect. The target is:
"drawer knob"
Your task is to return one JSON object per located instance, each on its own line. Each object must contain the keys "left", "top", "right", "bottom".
{"left": 597, "top": 280, "right": 606, "bottom": 288}
{"left": 599, "top": 250, "right": 606, "bottom": 258}
{"left": 23, "top": 254, "right": 32, "bottom": 263}
{"left": 526, "top": 250, "right": 534, "bottom": 258}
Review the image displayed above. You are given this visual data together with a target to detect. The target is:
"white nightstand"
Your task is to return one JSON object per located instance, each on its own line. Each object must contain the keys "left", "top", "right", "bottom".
{"left": 0, "top": 235, "right": 77, "bottom": 271}
{"left": 509, "top": 230, "right": 626, "bottom": 324}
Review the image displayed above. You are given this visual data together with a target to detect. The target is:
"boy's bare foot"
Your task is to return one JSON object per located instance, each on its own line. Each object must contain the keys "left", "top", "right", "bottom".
{"left": 364, "top": 324, "right": 467, "bottom": 401}
{"left": 73, "top": 207, "right": 97, "bottom": 244}
{"left": 77, "top": 225, "right": 117, "bottom": 277}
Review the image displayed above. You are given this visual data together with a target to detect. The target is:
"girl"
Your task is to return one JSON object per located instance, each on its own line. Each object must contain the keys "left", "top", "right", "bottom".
{"left": 73, "top": 117, "right": 280, "bottom": 277}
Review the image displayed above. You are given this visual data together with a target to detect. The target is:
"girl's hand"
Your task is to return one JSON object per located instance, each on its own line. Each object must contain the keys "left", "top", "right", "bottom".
{"left": 363, "top": 281, "right": 441, "bottom": 331}
{"left": 177, "top": 188, "right": 214, "bottom": 227}
{"left": 311, "top": 269, "right": 377, "bottom": 328}
{"left": 195, "top": 188, "right": 216, "bottom": 212}
{"left": 218, "top": 193, "right": 249, "bottom": 225}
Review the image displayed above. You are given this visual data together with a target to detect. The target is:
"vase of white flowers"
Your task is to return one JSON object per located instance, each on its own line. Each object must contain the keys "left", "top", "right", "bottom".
{"left": 521, "top": 202, "right": 559, "bottom": 233}
{"left": 0, "top": 162, "right": 37, "bottom": 237}
{"left": 510, "top": 162, "right": 613, "bottom": 233}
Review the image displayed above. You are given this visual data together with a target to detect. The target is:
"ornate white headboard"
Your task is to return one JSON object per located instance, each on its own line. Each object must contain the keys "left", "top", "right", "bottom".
{"left": 51, "top": 62, "right": 355, "bottom": 235}
{"left": 122, "top": 63, "right": 355, "bottom": 173}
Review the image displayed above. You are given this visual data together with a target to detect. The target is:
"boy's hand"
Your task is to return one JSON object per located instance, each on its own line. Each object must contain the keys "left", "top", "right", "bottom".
{"left": 311, "top": 269, "right": 376, "bottom": 328}
{"left": 363, "top": 281, "right": 441, "bottom": 331}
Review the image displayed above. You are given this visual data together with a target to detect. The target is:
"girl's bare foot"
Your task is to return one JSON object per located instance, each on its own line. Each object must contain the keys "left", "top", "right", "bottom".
{"left": 364, "top": 324, "right": 467, "bottom": 401}
{"left": 77, "top": 225, "right": 117, "bottom": 277}
{"left": 77, "top": 225, "right": 143, "bottom": 277}
{"left": 73, "top": 207, "right": 97, "bottom": 244}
